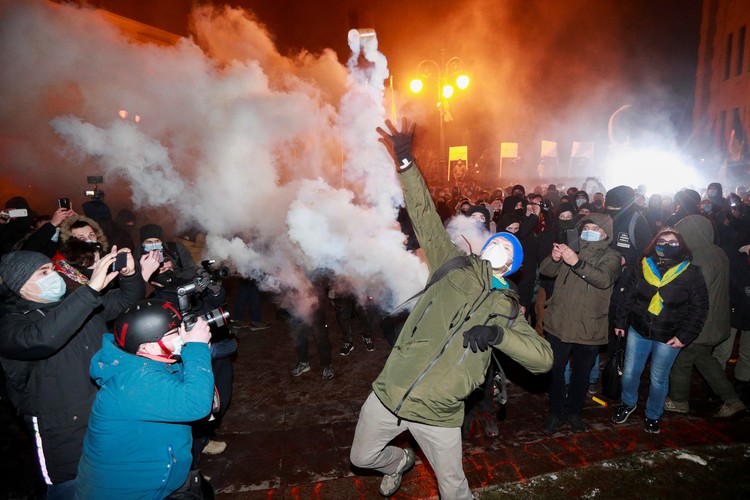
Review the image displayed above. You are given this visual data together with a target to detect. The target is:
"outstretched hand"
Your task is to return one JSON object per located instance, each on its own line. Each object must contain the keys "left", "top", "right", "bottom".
{"left": 376, "top": 118, "right": 416, "bottom": 170}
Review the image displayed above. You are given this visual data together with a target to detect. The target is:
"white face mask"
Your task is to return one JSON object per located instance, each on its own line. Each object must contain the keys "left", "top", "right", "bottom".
{"left": 170, "top": 336, "right": 184, "bottom": 356}
{"left": 35, "top": 272, "right": 67, "bottom": 301}
{"left": 481, "top": 244, "right": 510, "bottom": 273}
{"left": 580, "top": 229, "right": 602, "bottom": 242}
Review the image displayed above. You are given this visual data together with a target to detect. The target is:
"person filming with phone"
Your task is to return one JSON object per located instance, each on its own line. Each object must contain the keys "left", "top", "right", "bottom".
{"left": 0, "top": 247, "right": 145, "bottom": 498}
{"left": 539, "top": 213, "right": 622, "bottom": 433}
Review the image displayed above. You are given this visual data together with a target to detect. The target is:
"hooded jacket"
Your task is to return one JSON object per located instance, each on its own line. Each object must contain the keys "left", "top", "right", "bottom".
{"left": 75, "top": 335, "right": 214, "bottom": 499}
{"left": 60, "top": 215, "right": 110, "bottom": 252}
{"left": 674, "top": 215, "right": 730, "bottom": 345}
{"left": 372, "top": 164, "right": 553, "bottom": 428}
{"left": 539, "top": 212, "right": 622, "bottom": 345}
{"left": 0, "top": 273, "right": 145, "bottom": 484}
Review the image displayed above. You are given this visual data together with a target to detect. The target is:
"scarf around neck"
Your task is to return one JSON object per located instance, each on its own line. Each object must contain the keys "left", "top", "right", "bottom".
{"left": 642, "top": 256, "right": 690, "bottom": 315}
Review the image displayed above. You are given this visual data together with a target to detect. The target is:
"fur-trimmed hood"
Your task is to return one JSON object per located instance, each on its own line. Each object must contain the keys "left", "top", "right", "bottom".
{"left": 59, "top": 215, "right": 109, "bottom": 251}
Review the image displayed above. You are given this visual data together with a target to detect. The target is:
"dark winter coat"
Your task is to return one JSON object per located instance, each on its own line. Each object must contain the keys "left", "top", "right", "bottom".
{"left": 729, "top": 250, "right": 750, "bottom": 330}
{"left": 0, "top": 273, "right": 145, "bottom": 484}
{"left": 615, "top": 256, "right": 708, "bottom": 345}
{"left": 674, "top": 215, "right": 730, "bottom": 345}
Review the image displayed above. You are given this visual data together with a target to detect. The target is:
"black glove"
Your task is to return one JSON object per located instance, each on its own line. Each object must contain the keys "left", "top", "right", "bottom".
{"left": 462, "top": 325, "right": 504, "bottom": 353}
{"left": 376, "top": 118, "right": 415, "bottom": 170}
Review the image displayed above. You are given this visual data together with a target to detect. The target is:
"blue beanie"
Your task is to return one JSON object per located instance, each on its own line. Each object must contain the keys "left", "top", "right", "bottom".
{"left": 480, "top": 232, "right": 524, "bottom": 275}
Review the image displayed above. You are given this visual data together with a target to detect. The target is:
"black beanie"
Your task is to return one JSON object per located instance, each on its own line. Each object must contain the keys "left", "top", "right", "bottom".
{"left": 0, "top": 251, "right": 51, "bottom": 294}
{"left": 557, "top": 202, "right": 575, "bottom": 216}
{"left": 140, "top": 224, "right": 164, "bottom": 242}
{"left": 605, "top": 185, "right": 635, "bottom": 210}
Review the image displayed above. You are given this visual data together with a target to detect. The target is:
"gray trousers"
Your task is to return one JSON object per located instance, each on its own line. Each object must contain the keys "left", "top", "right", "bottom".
{"left": 350, "top": 392, "right": 472, "bottom": 500}
{"left": 670, "top": 342, "right": 741, "bottom": 404}
{"left": 714, "top": 328, "right": 750, "bottom": 382}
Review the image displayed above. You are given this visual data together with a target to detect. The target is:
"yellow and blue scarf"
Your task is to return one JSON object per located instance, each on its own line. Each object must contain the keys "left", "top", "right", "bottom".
{"left": 642, "top": 257, "right": 690, "bottom": 315}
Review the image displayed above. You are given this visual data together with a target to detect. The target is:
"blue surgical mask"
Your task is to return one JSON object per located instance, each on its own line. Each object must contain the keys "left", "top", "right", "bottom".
{"left": 703, "top": 203, "right": 712, "bottom": 213}
{"left": 143, "top": 242, "right": 163, "bottom": 252}
{"left": 575, "top": 198, "right": 586, "bottom": 207}
{"left": 580, "top": 230, "right": 602, "bottom": 242}
{"left": 36, "top": 272, "right": 66, "bottom": 302}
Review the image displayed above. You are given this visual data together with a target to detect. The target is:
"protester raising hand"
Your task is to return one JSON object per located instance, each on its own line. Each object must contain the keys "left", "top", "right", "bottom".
{"left": 376, "top": 118, "right": 416, "bottom": 170}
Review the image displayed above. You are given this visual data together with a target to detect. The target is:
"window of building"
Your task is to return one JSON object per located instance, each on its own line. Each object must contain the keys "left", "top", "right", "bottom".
{"left": 724, "top": 32, "right": 733, "bottom": 80}
{"left": 720, "top": 110, "right": 727, "bottom": 148}
{"left": 738, "top": 26, "right": 746, "bottom": 76}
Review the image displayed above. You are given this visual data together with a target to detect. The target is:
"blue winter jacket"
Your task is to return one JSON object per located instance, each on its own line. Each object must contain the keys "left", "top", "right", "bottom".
{"left": 76, "top": 334, "right": 214, "bottom": 499}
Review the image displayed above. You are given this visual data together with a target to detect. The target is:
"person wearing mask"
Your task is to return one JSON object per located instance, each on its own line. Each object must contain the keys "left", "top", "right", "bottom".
{"left": 75, "top": 300, "right": 214, "bottom": 499}
{"left": 665, "top": 215, "right": 746, "bottom": 417}
{"left": 0, "top": 248, "right": 144, "bottom": 498}
{"left": 539, "top": 213, "right": 621, "bottom": 433}
{"left": 60, "top": 215, "right": 110, "bottom": 252}
{"left": 612, "top": 229, "right": 708, "bottom": 434}
{"left": 664, "top": 189, "right": 702, "bottom": 227}
{"left": 349, "top": 119, "right": 552, "bottom": 499}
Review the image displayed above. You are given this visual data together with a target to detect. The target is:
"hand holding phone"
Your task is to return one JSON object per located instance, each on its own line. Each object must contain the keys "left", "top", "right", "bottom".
{"left": 58, "top": 198, "right": 71, "bottom": 210}
{"left": 565, "top": 228, "right": 581, "bottom": 253}
{"left": 111, "top": 252, "right": 128, "bottom": 272}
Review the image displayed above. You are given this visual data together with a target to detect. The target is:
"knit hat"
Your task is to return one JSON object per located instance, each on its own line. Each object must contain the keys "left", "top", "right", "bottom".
{"left": 557, "top": 202, "right": 575, "bottom": 217}
{"left": 140, "top": 223, "right": 164, "bottom": 242}
{"left": 466, "top": 205, "right": 491, "bottom": 223}
{"left": 480, "top": 232, "right": 524, "bottom": 275}
{"left": 605, "top": 185, "right": 635, "bottom": 211}
{"left": 0, "top": 251, "right": 51, "bottom": 294}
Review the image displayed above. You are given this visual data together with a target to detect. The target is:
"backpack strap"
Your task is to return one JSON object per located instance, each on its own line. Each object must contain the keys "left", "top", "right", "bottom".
{"left": 388, "top": 255, "right": 471, "bottom": 316}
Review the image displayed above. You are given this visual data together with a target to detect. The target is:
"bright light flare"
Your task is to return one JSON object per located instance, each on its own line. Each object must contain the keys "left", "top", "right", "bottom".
{"left": 604, "top": 148, "right": 702, "bottom": 196}
{"left": 456, "top": 75, "right": 470, "bottom": 90}
{"left": 118, "top": 109, "right": 128, "bottom": 119}
{"left": 442, "top": 84, "right": 454, "bottom": 99}
{"left": 409, "top": 79, "right": 423, "bottom": 93}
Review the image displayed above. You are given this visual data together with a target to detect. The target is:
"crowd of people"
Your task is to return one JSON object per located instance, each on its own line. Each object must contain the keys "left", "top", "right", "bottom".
{"left": 1, "top": 117, "right": 749, "bottom": 497}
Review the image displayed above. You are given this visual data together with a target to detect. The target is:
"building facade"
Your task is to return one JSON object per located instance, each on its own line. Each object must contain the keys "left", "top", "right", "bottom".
{"left": 694, "top": 0, "right": 750, "bottom": 178}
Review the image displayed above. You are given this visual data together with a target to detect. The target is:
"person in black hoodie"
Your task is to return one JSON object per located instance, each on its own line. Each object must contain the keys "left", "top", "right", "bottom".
{"left": 664, "top": 188, "right": 701, "bottom": 227}
{"left": 0, "top": 249, "right": 144, "bottom": 498}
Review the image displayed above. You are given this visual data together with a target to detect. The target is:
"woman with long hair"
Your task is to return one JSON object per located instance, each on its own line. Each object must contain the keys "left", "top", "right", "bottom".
{"left": 611, "top": 228, "right": 708, "bottom": 434}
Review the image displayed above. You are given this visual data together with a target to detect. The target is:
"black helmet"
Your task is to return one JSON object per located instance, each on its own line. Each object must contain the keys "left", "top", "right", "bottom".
{"left": 114, "top": 299, "right": 182, "bottom": 354}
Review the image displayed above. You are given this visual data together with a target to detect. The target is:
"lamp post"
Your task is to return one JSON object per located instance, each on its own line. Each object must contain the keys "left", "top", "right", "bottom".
{"left": 409, "top": 53, "right": 470, "bottom": 182}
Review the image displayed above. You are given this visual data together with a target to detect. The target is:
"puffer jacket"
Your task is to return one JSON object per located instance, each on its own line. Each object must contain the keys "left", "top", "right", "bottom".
{"left": 674, "top": 215, "right": 730, "bottom": 345}
{"left": 539, "top": 212, "right": 622, "bottom": 345}
{"left": 0, "top": 273, "right": 145, "bottom": 484}
{"left": 372, "top": 164, "right": 553, "bottom": 428}
{"left": 615, "top": 255, "right": 708, "bottom": 345}
{"left": 76, "top": 335, "right": 214, "bottom": 499}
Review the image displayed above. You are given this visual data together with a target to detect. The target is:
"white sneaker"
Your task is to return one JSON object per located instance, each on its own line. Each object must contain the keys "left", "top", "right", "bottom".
{"left": 202, "top": 439, "right": 227, "bottom": 455}
{"left": 379, "top": 448, "right": 415, "bottom": 497}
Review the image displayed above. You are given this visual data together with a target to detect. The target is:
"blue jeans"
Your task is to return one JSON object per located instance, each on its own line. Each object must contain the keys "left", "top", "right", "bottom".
{"left": 621, "top": 327, "right": 681, "bottom": 420}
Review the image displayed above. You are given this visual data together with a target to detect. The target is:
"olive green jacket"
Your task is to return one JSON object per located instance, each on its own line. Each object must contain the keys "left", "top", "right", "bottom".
{"left": 540, "top": 212, "right": 622, "bottom": 345}
{"left": 372, "top": 164, "right": 553, "bottom": 427}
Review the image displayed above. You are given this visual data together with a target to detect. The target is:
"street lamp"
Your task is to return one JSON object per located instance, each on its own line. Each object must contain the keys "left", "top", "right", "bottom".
{"left": 409, "top": 54, "right": 470, "bottom": 182}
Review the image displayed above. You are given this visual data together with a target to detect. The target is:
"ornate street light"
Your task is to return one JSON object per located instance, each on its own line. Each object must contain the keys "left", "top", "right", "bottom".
{"left": 409, "top": 54, "right": 470, "bottom": 181}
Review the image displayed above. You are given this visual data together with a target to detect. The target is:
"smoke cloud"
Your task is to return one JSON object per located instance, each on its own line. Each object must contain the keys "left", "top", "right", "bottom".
{"left": 0, "top": 0, "right": 428, "bottom": 318}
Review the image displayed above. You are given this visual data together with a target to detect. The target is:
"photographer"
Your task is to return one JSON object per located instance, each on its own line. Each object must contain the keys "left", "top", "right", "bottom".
{"left": 0, "top": 247, "right": 144, "bottom": 498}
{"left": 76, "top": 300, "right": 214, "bottom": 499}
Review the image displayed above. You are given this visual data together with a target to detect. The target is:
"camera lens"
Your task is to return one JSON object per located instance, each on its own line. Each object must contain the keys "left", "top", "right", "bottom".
{"left": 203, "top": 307, "right": 230, "bottom": 329}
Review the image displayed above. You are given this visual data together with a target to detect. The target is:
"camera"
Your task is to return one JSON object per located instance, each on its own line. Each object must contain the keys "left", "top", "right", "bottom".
{"left": 85, "top": 175, "right": 105, "bottom": 200}
{"left": 175, "top": 259, "right": 231, "bottom": 332}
